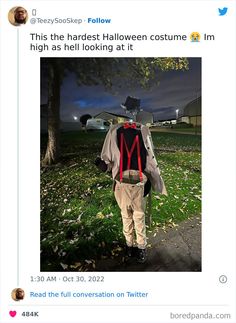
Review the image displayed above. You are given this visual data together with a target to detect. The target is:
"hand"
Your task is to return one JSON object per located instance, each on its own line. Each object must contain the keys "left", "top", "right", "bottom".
{"left": 94, "top": 157, "right": 108, "bottom": 172}
{"left": 94, "top": 156, "right": 101, "bottom": 166}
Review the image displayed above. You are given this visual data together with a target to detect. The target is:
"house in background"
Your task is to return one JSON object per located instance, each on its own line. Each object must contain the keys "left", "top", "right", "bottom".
{"left": 157, "top": 118, "right": 177, "bottom": 126}
{"left": 95, "top": 110, "right": 154, "bottom": 126}
{"left": 94, "top": 111, "right": 130, "bottom": 124}
{"left": 179, "top": 96, "right": 201, "bottom": 126}
{"left": 41, "top": 108, "right": 156, "bottom": 133}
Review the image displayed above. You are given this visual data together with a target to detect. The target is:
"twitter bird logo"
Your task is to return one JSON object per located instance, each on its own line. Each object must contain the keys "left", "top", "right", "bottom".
{"left": 218, "top": 7, "right": 228, "bottom": 16}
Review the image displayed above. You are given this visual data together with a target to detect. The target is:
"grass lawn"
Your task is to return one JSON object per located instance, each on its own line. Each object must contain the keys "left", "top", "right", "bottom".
{"left": 150, "top": 127, "right": 201, "bottom": 135}
{"left": 41, "top": 131, "right": 201, "bottom": 271}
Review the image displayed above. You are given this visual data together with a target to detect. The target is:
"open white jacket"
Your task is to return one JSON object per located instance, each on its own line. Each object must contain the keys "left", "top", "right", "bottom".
{"left": 101, "top": 123, "right": 167, "bottom": 195}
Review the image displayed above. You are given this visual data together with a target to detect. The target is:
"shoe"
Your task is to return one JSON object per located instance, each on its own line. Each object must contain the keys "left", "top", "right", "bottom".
{"left": 126, "top": 246, "right": 133, "bottom": 257}
{"left": 137, "top": 248, "right": 147, "bottom": 263}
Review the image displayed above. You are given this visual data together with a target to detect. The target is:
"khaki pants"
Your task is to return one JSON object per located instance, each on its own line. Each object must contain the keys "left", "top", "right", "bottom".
{"left": 114, "top": 170, "right": 147, "bottom": 249}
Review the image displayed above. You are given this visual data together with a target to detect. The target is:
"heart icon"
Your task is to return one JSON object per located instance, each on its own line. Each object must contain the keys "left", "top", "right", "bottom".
{"left": 9, "top": 311, "right": 17, "bottom": 317}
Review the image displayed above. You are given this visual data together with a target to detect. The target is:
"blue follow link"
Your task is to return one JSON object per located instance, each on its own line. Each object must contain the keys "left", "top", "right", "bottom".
{"left": 88, "top": 17, "right": 111, "bottom": 23}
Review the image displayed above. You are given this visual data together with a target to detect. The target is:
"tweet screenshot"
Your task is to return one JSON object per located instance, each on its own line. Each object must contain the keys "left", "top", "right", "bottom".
{"left": 0, "top": 0, "right": 236, "bottom": 322}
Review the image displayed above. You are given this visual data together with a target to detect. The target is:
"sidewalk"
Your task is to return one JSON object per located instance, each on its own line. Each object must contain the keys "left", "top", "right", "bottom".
{"left": 94, "top": 216, "right": 201, "bottom": 272}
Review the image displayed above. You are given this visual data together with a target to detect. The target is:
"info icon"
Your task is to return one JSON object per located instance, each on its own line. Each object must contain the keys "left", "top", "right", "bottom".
{"left": 219, "top": 275, "right": 227, "bottom": 284}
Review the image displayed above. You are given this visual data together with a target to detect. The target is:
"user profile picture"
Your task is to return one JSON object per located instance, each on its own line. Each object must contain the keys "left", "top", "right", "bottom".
{"left": 8, "top": 6, "right": 28, "bottom": 26}
{"left": 11, "top": 288, "right": 25, "bottom": 301}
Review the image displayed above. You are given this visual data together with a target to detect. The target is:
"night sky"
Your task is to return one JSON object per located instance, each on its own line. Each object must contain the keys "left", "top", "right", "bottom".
{"left": 41, "top": 58, "right": 201, "bottom": 122}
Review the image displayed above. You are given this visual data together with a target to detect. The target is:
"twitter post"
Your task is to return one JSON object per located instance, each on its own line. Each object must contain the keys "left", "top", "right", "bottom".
{"left": 0, "top": 1, "right": 235, "bottom": 322}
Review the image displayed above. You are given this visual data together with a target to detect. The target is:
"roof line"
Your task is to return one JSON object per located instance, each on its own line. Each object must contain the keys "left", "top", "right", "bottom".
{"left": 94, "top": 111, "right": 130, "bottom": 119}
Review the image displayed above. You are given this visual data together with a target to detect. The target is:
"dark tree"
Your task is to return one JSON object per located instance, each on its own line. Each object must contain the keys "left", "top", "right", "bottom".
{"left": 80, "top": 114, "right": 92, "bottom": 127}
{"left": 42, "top": 60, "right": 61, "bottom": 165}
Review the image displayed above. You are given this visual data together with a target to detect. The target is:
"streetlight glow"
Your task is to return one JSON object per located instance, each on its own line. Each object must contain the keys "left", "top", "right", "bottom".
{"left": 176, "top": 109, "right": 179, "bottom": 121}
{"left": 73, "top": 116, "right": 78, "bottom": 121}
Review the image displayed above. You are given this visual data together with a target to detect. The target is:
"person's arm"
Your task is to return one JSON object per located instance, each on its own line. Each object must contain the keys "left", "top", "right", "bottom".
{"left": 100, "top": 127, "right": 115, "bottom": 171}
{"left": 144, "top": 127, "right": 168, "bottom": 196}
{"left": 94, "top": 156, "right": 108, "bottom": 172}
{"left": 94, "top": 127, "right": 114, "bottom": 172}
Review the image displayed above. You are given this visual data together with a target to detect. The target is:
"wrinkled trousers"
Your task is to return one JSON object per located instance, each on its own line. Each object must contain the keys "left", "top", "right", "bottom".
{"left": 114, "top": 170, "right": 147, "bottom": 249}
